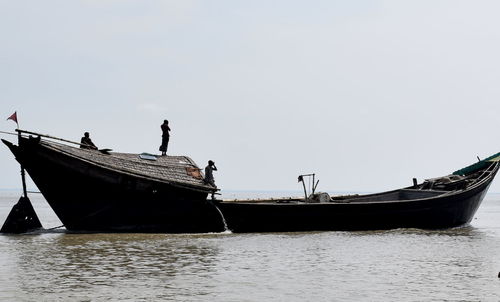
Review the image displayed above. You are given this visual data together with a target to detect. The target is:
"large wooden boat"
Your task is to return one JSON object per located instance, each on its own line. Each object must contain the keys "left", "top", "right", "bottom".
{"left": 3, "top": 130, "right": 498, "bottom": 234}
{"left": 2, "top": 131, "right": 225, "bottom": 233}
{"left": 216, "top": 154, "right": 500, "bottom": 233}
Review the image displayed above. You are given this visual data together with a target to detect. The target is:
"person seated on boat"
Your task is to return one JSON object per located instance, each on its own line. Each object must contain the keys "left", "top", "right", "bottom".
{"left": 80, "top": 132, "right": 97, "bottom": 150}
{"left": 204, "top": 160, "right": 217, "bottom": 198}
{"left": 159, "top": 120, "right": 171, "bottom": 156}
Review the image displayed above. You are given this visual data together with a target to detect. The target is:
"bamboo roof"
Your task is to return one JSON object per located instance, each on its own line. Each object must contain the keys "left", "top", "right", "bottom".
{"left": 40, "top": 140, "right": 214, "bottom": 192}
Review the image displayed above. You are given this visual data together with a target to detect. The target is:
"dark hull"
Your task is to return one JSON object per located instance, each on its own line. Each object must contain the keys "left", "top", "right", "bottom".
{"left": 4, "top": 138, "right": 225, "bottom": 233}
{"left": 217, "top": 163, "right": 498, "bottom": 233}
{"left": 4, "top": 135, "right": 499, "bottom": 234}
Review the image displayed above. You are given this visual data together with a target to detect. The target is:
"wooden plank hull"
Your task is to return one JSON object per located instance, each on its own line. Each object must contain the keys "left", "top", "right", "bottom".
{"left": 3, "top": 138, "right": 225, "bottom": 233}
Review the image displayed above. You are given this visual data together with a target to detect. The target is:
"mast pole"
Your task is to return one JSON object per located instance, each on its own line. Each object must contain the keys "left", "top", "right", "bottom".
{"left": 17, "top": 131, "right": 28, "bottom": 198}
{"left": 312, "top": 174, "right": 315, "bottom": 194}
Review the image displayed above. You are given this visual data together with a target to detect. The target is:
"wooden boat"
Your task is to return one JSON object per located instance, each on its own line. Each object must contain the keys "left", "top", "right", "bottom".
{"left": 2, "top": 131, "right": 225, "bottom": 233}
{"left": 216, "top": 154, "right": 500, "bottom": 232}
{"left": 3, "top": 129, "right": 498, "bottom": 234}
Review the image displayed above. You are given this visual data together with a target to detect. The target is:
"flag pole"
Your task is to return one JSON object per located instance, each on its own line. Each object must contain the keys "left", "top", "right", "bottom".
{"left": 7, "top": 112, "right": 27, "bottom": 198}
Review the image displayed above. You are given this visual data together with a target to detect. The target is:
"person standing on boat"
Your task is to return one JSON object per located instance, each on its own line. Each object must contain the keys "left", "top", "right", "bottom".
{"left": 159, "top": 120, "right": 171, "bottom": 156}
{"left": 80, "top": 132, "right": 97, "bottom": 150}
{"left": 204, "top": 160, "right": 217, "bottom": 198}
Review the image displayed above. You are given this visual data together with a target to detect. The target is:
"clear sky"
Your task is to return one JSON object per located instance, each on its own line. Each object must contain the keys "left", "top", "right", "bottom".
{"left": 1, "top": 1, "right": 500, "bottom": 193}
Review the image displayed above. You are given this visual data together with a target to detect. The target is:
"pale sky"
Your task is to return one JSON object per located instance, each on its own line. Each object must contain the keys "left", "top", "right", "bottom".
{"left": 1, "top": 0, "right": 500, "bottom": 194}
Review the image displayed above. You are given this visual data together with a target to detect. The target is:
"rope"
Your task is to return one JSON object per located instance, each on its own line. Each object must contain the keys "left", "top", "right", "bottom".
{"left": 45, "top": 224, "right": 65, "bottom": 231}
{"left": 0, "top": 130, "right": 18, "bottom": 136}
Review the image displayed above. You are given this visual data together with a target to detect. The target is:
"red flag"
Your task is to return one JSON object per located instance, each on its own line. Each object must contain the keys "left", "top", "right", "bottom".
{"left": 7, "top": 112, "right": 18, "bottom": 125}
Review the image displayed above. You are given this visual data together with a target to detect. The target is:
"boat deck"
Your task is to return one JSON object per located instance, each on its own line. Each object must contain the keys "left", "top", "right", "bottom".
{"left": 38, "top": 139, "right": 214, "bottom": 190}
{"left": 220, "top": 188, "right": 454, "bottom": 205}
{"left": 220, "top": 163, "right": 499, "bottom": 206}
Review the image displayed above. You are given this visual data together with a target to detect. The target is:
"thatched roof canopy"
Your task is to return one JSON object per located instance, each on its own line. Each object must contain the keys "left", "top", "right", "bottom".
{"left": 41, "top": 140, "right": 214, "bottom": 192}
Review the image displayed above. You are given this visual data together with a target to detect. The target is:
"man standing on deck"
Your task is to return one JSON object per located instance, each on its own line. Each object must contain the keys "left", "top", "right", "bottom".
{"left": 204, "top": 160, "right": 217, "bottom": 199}
{"left": 159, "top": 120, "right": 171, "bottom": 156}
{"left": 80, "top": 132, "right": 97, "bottom": 150}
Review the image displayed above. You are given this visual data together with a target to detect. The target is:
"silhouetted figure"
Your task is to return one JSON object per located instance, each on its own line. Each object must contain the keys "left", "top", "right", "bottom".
{"left": 204, "top": 160, "right": 217, "bottom": 199}
{"left": 80, "top": 132, "right": 97, "bottom": 150}
{"left": 159, "top": 120, "right": 171, "bottom": 156}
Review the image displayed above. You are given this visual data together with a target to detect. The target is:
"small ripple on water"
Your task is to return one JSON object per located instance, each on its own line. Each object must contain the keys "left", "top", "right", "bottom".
{"left": 1, "top": 195, "right": 500, "bottom": 301}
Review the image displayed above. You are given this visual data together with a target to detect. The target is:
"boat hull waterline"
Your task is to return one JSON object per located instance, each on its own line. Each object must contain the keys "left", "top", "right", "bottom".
{"left": 2, "top": 134, "right": 499, "bottom": 233}
{"left": 216, "top": 158, "right": 499, "bottom": 232}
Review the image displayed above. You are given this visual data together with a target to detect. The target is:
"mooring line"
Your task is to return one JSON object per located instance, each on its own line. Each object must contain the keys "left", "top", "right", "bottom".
{"left": 0, "top": 130, "right": 18, "bottom": 136}
{"left": 45, "top": 225, "right": 65, "bottom": 231}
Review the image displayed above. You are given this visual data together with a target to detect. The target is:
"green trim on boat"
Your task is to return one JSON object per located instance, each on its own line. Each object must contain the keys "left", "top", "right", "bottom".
{"left": 453, "top": 152, "right": 500, "bottom": 176}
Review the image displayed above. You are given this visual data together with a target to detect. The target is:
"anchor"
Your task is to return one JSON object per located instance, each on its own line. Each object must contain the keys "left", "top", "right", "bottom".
{"left": 0, "top": 131, "right": 43, "bottom": 234}
{"left": 0, "top": 196, "right": 42, "bottom": 234}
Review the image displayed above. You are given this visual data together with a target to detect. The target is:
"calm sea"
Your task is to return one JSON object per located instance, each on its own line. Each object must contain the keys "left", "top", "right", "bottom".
{"left": 1, "top": 191, "right": 500, "bottom": 301}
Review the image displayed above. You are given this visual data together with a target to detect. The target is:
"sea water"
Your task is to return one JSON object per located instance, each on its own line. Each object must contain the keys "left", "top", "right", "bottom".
{"left": 1, "top": 191, "right": 500, "bottom": 301}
